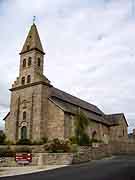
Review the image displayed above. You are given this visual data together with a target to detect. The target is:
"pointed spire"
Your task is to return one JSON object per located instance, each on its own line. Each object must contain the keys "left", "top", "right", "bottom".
{"left": 20, "top": 23, "right": 45, "bottom": 55}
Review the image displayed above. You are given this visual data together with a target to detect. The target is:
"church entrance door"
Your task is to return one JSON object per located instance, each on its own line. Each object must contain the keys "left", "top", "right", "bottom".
{"left": 21, "top": 126, "right": 27, "bottom": 140}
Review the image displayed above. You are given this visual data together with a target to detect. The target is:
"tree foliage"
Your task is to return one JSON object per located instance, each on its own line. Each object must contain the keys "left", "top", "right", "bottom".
{"left": 0, "top": 132, "right": 6, "bottom": 145}
{"left": 16, "top": 139, "right": 32, "bottom": 145}
{"left": 74, "top": 110, "right": 90, "bottom": 145}
{"left": 44, "top": 138, "right": 71, "bottom": 153}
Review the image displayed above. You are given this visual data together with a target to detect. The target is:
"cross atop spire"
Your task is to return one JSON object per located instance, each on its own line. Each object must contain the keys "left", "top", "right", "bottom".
{"left": 20, "top": 23, "right": 45, "bottom": 55}
{"left": 33, "top": 16, "right": 36, "bottom": 24}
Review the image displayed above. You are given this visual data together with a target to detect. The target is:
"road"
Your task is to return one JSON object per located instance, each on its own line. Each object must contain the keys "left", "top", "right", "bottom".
{"left": 1, "top": 156, "right": 135, "bottom": 180}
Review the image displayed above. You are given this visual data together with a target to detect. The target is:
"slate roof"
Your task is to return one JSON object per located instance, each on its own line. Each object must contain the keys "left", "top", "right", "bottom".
{"left": 20, "top": 23, "right": 44, "bottom": 54}
{"left": 49, "top": 96, "right": 112, "bottom": 126}
{"left": 4, "top": 86, "right": 128, "bottom": 127}
{"left": 49, "top": 87, "right": 128, "bottom": 127}
{"left": 50, "top": 87, "right": 103, "bottom": 115}
{"left": 104, "top": 113, "right": 128, "bottom": 126}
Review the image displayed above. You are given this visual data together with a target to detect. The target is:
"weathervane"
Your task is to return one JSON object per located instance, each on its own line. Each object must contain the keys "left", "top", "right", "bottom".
{"left": 33, "top": 16, "right": 36, "bottom": 24}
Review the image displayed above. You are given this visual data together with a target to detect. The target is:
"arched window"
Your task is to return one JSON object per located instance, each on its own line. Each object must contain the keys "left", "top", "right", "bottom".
{"left": 21, "top": 77, "right": 25, "bottom": 85}
{"left": 23, "top": 59, "right": 26, "bottom": 68}
{"left": 21, "top": 126, "right": 27, "bottom": 140}
{"left": 38, "top": 58, "right": 41, "bottom": 67}
{"left": 23, "top": 111, "right": 26, "bottom": 120}
{"left": 27, "top": 75, "right": 31, "bottom": 83}
{"left": 28, "top": 57, "right": 32, "bottom": 66}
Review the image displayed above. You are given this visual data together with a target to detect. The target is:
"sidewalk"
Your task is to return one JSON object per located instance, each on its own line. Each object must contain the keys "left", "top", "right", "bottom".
{"left": 0, "top": 165, "right": 67, "bottom": 177}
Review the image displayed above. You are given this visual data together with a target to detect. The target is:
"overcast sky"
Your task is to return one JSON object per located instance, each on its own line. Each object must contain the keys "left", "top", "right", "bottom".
{"left": 0, "top": 0, "right": 135, "bottom": 132}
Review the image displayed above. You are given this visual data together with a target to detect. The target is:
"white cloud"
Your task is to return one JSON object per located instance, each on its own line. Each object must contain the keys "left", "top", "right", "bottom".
{"left": 0, "top": 0, "right": 135, "bottom": 132}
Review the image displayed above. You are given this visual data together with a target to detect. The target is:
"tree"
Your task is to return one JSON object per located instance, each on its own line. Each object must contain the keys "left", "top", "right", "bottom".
{"left": 0, "top": 132, "right": 6, "bottom": 145}
{"left": 74, "top": 110, "right": 90, "bottom": 145}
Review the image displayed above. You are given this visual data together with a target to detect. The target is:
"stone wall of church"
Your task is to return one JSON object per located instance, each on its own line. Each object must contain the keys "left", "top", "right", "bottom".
{"left": 40, "top": 85, "right": 50, "bottom": 139}
{"left": 6, "top": 90, "right": 20, "bottom": 142}
{"left": 63, "top": 112, "right": 110, "bottom": 143}
{"left": 6, "top": 84, "right": 45, "bottom": 143}
{"left": 30, "top": 84, "right": 43, "bottom": 141}
{"left": 56, "top": 111, "right": 128, "bottom": 143}
{"left": 64, "top": 113, "right": 75, "bottom": 139}
{"left": 86, "top": 121, "right": 109, "bottom": 143}
{"left": 109, "top": 119, "right": 128, "bottom": 142}
{"left": 5, "top": 114, "right": 11, "bottom": 142}
{"left": 47, "top": 100, "right": 65, "bottom": 139}
{"left": 50, "top": 115, "right": 125, "bottom": 143}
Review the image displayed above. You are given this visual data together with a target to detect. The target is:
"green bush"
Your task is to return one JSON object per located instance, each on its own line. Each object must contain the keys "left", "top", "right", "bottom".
{"left": 41, "top": 137, "right": 48, "bottom": 144}
{"left": 44, "top": 138, "right": 71, "bottom": 153}
{"left": 89, "top": 139, "right": 103, "bottom": 144}
{"left": 70, "top": 134, "right": 90, "bottom": 146}
{"left": 74, "top": 111, "right": 90, "bottom": 146}
{"left": 16, "top": 139, "right": 31, "bottom": 145}
{"left": 70, "top": 144, "right": 78, "bottom": 153}
{"left": 31, "top": 140, "right": 43, "bottom": 145}
{"left": 15, "top": 146, "right": 32, "bottom": 153}
{"left": 31, "top": 137, "right": 48, "bottom": 145}
{"left": 0, "top": 147, "right": 15, "bottom": 157}
{"left": 69, "top": 136, "right": 77, "bottom": 144}
{"left": 0, "top": 133, "right": 6, "bottom": 145}
{"left": 5, "top": 140, "right": 15, "bottom": 145}
{"left": 77, "top": 133, "right": 90, "bottom": 146}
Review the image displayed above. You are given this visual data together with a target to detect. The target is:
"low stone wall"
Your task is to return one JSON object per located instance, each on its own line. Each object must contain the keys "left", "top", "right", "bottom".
{"left": 73, "top": 141, "right": 135, "bottom": 163}
{"left": 73, "top": 144, "right": 112, "bottom": 164}
{"left": 111, "top": 141, "right": 135, "bottom": 155}
{"left": 36, "top": 153, "right": 73, "bottom": 166}
{"left": 0, "top": 153, "right": 73, "bottom": 167}
{"left": 2, "top": 141, "right": 135, "bottom": 166}
{"left": 0, "top": 157, "right": 16, "bottom": 167}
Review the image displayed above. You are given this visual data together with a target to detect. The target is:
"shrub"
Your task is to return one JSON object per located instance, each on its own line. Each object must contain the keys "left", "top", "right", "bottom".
{"left": 0, "top": 132, "right": 6, "bottom": 145}
{"left": 70, "top": 134, "right": 90, "bottom": 146}
{"left": 31, "top": 140, "right": 43, "bottom": 145}
{"left": 44, "top": 138, "right": 71, "bottom": 153}
{"left": 70, "top": 144, "right": 78, "bottom": 153}
{"left": 69, "top": 136, "right": 77, "bottom": 144}
{"left": 41, "top": 137, "right": 48, "bottom": 144}
{"left": 15, "top": 146, "right": 32, "bottom": 153}
{"left": 5, "top": 140, "right": 15, "bottom": 145}
{"left": 89, "top": 139, "right": 103, "bottom": 144}
{"left": 77, "top": 133, "right": 90, "bottom": 146}
{"left": 0, "top": 147, "right": 15, "bottom": 157}
{"left": 16, "top": 139, "right": 31, "bottom": 145}
{"left": 31, "top": 137, "right": 48, "bottom": 145}
{"left": 74, "top": 111, "right": 90, "bottom": 146}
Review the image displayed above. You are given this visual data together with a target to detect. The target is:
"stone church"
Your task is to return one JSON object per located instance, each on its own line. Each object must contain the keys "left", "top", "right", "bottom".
{"left": 4, "top": 23, "right": 128, "bottom": 143}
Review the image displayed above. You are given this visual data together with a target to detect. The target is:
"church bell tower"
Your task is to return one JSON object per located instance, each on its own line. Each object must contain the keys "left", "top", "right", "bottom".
{"left": 17, "top": 23, "right": 49, "bottom": 87}
{"left": 5, "top": 23, "right": 51, "bottom": 143}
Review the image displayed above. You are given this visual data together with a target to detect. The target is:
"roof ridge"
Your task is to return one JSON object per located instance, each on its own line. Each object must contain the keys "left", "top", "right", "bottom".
{"left": 105, "top": 113, "right": 124, "bottom": 116}
{"left": 51, "top": 87, "right": 103, "bottom": 115}
{"left": 52, "top": 87, "right": 99, "bottom": 108}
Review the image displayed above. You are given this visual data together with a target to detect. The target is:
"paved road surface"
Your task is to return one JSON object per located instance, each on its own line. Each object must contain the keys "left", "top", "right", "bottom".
{"left": 1, "top": 156, "right": 135, "bottom": 180}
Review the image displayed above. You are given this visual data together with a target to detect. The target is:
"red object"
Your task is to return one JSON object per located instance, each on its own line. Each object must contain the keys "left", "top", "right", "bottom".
{"left": 15, "top": 153, "right": 32, "bottom": 164}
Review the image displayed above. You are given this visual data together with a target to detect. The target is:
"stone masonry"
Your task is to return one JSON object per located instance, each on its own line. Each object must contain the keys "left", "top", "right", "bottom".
{"left": 4, "top": 23, "right": 128, "bottom": 143}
